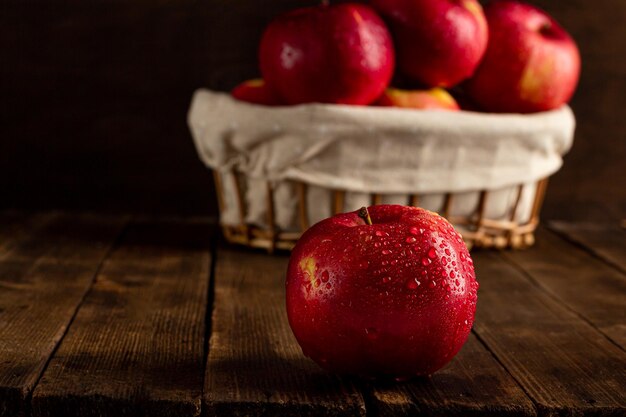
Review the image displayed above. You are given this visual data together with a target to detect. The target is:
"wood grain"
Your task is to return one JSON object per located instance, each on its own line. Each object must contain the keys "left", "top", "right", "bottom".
{"left": 0, "top": 211, "right": 56, "bottom": 258}
{"left": 0, "top": 213, "right": 126, "bottom": 417}
{"left": 31, "top": 220, "right": 213, "bottom": 417}
{"left": 548, "top": 222, "right": 626, "bottom": 274}
{"left": 503, "top": 227, "right": 626, "bottom": 349}
{"left": 204, "top": 248, "right": 366, "bottom": 417}
{"left": 472, "top": 251, "right": 626, "bottom": 416}
{"left": 368, "top": 333, "right": 536, "bottom": 417}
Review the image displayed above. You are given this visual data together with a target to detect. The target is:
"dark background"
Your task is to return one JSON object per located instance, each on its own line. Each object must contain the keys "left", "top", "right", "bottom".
{"left": 1, "top": 0, "right": 624, "bottom": 222}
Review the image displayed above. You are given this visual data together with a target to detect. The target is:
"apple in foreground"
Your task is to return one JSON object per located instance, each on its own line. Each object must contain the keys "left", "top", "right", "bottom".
{"left": 466, "top": 1, "right": 580, "bottom": 113}
{"left": 377, "top": 88, "right": 460, "bottom": 110}
{"left": 231, "top": 79, "right": 283, "bottom": 106}
{"left": 259, "top": 3, "right": 395, "bottom": 105}
{"left": 286, "top": 205, "right": 478, "bottom": 378}
{"left": 371, "top": 0, "right": 488, "bottom": 88}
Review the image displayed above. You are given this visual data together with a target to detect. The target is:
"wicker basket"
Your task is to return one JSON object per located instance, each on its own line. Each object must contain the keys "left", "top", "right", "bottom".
{"left": 188, "top": 91, "right": 573, "bottom": 254}
{"left": 213, "top": 169, "right": 549, "bottom": 253}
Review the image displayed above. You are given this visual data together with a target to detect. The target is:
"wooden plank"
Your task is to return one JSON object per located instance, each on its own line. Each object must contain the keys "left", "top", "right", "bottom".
{"left": 204, "top": 248, "right": 366, "bottom": 417}
{"left": 0, "top": 213, "right": 127, "bottom": 417}
{"left": 368, "top": 333, "right": 536, "bottom": 417}
{"left": 503, "top": 227, "right": 626, "bottom": 348}
{"left": 548, "top": 222, "right": 626, "bottom": 273}
{"left": 368, "top": 333, "right": 536, "bottom": 416}
{"left": 472, "top": 251, "right": 626, "bottom": 416}
{"left": 0, "top": 211, "right": 55, "bottom": 258}
{"left": 31, "top": 220, "right": 212, "bottom": 417}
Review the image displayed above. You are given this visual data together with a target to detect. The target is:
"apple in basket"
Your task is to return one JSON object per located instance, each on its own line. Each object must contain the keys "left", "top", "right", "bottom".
{"left": 376, "top": 87, "right": 460, "bottom": 110}
{"left": 466, "top": 1, "right": 581, "bottom": 113}
{"left": 259, "top": 2, "right": 395, "bottom": 105}
{"left": 231, "top": 79, "right": 283, "bottom": 106}
{"left": 286, "top": 205, "right": 478, "bottom": 378}
{"left": 370, "top": 0, "right": 488, "bottom": 88}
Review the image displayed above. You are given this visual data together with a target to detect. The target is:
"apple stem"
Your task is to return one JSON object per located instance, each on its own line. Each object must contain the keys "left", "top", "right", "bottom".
{"left": 358, "top": 207, "right": 373, "bottom": 225}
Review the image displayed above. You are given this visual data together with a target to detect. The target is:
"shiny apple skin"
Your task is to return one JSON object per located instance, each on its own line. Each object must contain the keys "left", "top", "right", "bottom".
{"left": 466, "top": 1, "right": 581, "bottom": 113}
{"left": 286, "top": 205, "right": 478, "bottom": 378}
{"left": 371, "top": 0, "right": 488, "bottom": 88}
{"left": 259, "top": 3, "right": 395, "bottom": 105}
{"left": 376, "top": 87, "right": 460, "bottom": 110}
{"left": 231, "top": 79, "right": 283, "bottom": 106}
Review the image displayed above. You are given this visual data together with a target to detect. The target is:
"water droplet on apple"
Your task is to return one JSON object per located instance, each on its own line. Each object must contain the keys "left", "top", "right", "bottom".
{"left": 365, "top": 327, "right": 379, "bottom": 340}
{"left": 325, "top": 283, "right": 332, "bottom": 289}
{"left": 406, "top": 278, "right": 420, "bottom": 290}
{"left": 382, "top": 276, "right": 392, "bottom": 284}
{"left": 391, "top": 259, "right": 398, "bottom": 265}
{"left": 455, "top": 279, "right": 460, "bottom": 286}
{"left": 445, "top": 248, "right": 451, "bottom": 256}
{"left": 449, "top": 271, "right": 456, "bottom": 278}
{"left": 421, "top": 257, "right": 431, "bottom": 266}
{"left": 406, "top": 236, "right": 416, "bottom": 243}
{"left": 429, "top": 280, "right": 437, "bottom": 288}
{"left": 428, "top": 247, "right": 437, "bottom": 259}
{"left": 409, "top": 227, "right": 419, "bottom": 235}
{"left": 382, "top": 249, "right": 391, "bottom": 255}
{"left": 381, "top": 260, "right": 389, "bottom": 266}
{"left": 374, "top": 242, "right": 381, "bottom": 248}
{"left": 321, "top": 270, "right": 330, "bottom": 282}
{"left": 375, "top": 230, "right": 384, "bottom": 237}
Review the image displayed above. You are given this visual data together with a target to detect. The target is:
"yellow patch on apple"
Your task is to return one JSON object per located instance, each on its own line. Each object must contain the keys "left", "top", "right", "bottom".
{"left": 299, "top": 256, "right": 319, "bottom": 288}
{"left": 519, "top": 58, "right": 553, "bottom": 104}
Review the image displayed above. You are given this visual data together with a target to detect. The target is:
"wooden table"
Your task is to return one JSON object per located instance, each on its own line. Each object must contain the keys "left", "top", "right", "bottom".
{"left": 0, "top": 212, "right": 624, "bottom": 417}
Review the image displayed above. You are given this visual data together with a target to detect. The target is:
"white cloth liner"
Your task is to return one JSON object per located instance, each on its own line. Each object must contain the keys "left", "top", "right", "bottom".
{"left": 188, "top": 90, "right": 575, "bottom": 230}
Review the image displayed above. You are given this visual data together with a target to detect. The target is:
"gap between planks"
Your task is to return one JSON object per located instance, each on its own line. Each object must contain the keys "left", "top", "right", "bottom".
{"left": 471, "top": 250, "right": 626, "bottom": 416}
{"left": 547, "top": 221, "right": 626, "bottom": 275}
{"left": 204, "top": 247, "right": 366, "bottom": 417}
{"left": 31, "top": 219, "right": 214, "bottom": 417}
{"left": 501, "top": 227, "right": 626, "bottom": 351}
{"left": 0, "top": 212, "right": 130, "bottom": 417}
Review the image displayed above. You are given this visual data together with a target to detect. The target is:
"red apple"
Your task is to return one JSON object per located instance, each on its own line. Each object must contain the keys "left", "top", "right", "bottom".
{"left": 377, "top": 87, "right": 460, "bottom": 110}
{"left": 259, "top": 3, "right": 395, "bottom": 105}
{"left": 286, "top": 205, "right": 478, "bottom": 378}
{"left": 371, "top": 0, "right": 488, "bottom": 88}
{"left": 465, "top": 1, "right": 581, "bottom": 113}
{"left": 231, "top": 79, "right": 283, "bottom": 106}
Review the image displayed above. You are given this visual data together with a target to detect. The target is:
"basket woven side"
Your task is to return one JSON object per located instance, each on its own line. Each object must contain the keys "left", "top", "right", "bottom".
{"left": 213, "top": 170, "right": 548, "bottom": 253}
